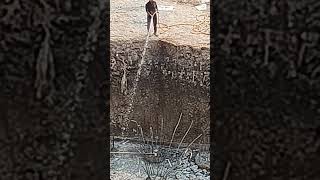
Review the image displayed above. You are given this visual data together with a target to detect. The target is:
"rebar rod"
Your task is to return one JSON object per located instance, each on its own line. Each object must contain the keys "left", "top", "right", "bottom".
{"left": 110, "top": 151, "right": 157, "bottom": 155}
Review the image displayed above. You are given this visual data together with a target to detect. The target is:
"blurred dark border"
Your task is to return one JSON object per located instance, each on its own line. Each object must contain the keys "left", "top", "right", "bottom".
{"left": 1, "top": 0, "right": 110, "bottom": 179}
{"left": 211, "top": 0, "right": 320, "bottom": 180}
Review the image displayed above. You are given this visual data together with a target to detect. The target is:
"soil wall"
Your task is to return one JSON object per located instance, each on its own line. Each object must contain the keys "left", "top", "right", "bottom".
{"left": 110, "top": 40, "right": 210, "bottom": 144}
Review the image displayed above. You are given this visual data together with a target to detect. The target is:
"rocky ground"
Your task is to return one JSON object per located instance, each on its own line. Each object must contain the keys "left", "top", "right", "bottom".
{"left": 110, "top": 140, "right": 210, "bottom": 180}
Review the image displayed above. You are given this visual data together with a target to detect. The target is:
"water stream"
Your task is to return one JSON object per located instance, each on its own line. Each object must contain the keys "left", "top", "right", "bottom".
{"left": 123, "top": 27, "right": 153, "bottom": 128}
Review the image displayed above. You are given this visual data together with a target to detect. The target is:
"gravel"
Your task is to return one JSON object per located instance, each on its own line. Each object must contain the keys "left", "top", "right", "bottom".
{"left": 110, "top": 141, "right": 210, "bottom": 179}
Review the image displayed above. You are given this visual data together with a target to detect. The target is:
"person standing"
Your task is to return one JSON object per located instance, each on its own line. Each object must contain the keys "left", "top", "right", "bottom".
{"left": 145, "top": 0, "right": 159, "bottom": 36}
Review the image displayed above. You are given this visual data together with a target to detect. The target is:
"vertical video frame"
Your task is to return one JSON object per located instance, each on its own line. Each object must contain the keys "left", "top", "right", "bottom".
{"left": 110, "top": 0, "right": 210, "bottom": 179}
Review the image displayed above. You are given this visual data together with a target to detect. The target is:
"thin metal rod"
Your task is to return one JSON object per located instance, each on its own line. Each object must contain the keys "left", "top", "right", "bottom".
{"left": 160, "top": 117, "right": 164, "bottom": 146}
{"left": 110, "top": 151, "right": 157, "bottom": 155}
{"left": 139, "top": 126, "right": 145, "bottom": 144}
{"left": 150, "top": 126, "right": 154, "bottom": 153}
{"left": 178, "top": 120, "right": 194, "bottom": 149}
{"left": 169, "top": 112, "right": 183, "bottom": 148}
{"left": 112, "top": 136, "right": 115, "bottom": 148}
{"left": 182, "top": 134, "right": 203, "bottom": 157}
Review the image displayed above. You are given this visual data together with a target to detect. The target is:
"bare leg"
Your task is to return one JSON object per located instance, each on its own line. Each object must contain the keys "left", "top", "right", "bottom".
{"left": 147, "top": 15, "right": 152, "bottom": 33}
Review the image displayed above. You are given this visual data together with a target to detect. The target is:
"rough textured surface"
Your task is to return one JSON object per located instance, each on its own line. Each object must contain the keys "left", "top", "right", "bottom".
{"left": 0, "top": 1, "right": 108, "bottom": 179}
{"left": 110, "top": 40, "right": 210, "bottom": 143}
{"left": 110, "top": 0, "right": 210, "bottom": 48}
{"left": 213, "top": 0, "right": 320, "bottom": 179}
{"left": 110, "top": 141, "right": 210, "bottom": 180}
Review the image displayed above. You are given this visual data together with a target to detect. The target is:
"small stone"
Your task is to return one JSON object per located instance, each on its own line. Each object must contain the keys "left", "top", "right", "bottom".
{"left": 190, "top": 165, "right": 198, "bottom": 171}
{"left": 202, "top": 169, "right": 208, "bottom": 173}
{"left": 175, "top": 174, "right": 182, "bottom": 179}
{"left": 182, "top": 164, "right": 188, "bottom": 169}
{"left": 189, "top": 174, "right": 196, "bottom": 179}
{"left": 183, "top": 170, "right": 190, "bottom": 174}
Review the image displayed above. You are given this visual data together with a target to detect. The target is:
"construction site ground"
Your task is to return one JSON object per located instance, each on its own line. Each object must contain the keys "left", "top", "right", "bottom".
{"left": 111, "top": 0, "right": 210, "bottom": 48}
{"left": 110, "top": 140, "right": 210, "bottom": 180}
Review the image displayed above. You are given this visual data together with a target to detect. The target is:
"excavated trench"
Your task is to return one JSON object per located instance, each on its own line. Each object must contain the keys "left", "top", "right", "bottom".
{"left": 111, "top": 40, "right": 210, "bottom": 145}
{"left": 110, "top": 39, "right": 210, "bottom": 179}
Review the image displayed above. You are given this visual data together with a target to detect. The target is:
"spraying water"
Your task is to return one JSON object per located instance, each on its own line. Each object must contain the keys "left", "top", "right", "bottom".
{"left": 122, "top": 18, "right": 155, "bottom": 129}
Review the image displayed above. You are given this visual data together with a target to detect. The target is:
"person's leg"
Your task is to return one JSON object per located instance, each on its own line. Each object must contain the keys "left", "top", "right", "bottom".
{"left": 147, "top": 15, "right": 152, "bottom": 32}
{"left": 153, "top": 14, "right": 157, "bottom": 35}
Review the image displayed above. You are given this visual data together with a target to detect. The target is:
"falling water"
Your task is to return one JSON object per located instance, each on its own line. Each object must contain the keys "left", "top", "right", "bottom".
{"left": 122, "top": 26, "right": 153, "bottom": 128}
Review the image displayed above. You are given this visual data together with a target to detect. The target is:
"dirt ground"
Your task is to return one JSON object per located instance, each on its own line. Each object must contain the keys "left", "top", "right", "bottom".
{"left": 110, "top": 141, "right": 210, "bottom": 180}
{"left": 110, "top": 0, "right": 210, "bottom": 48}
